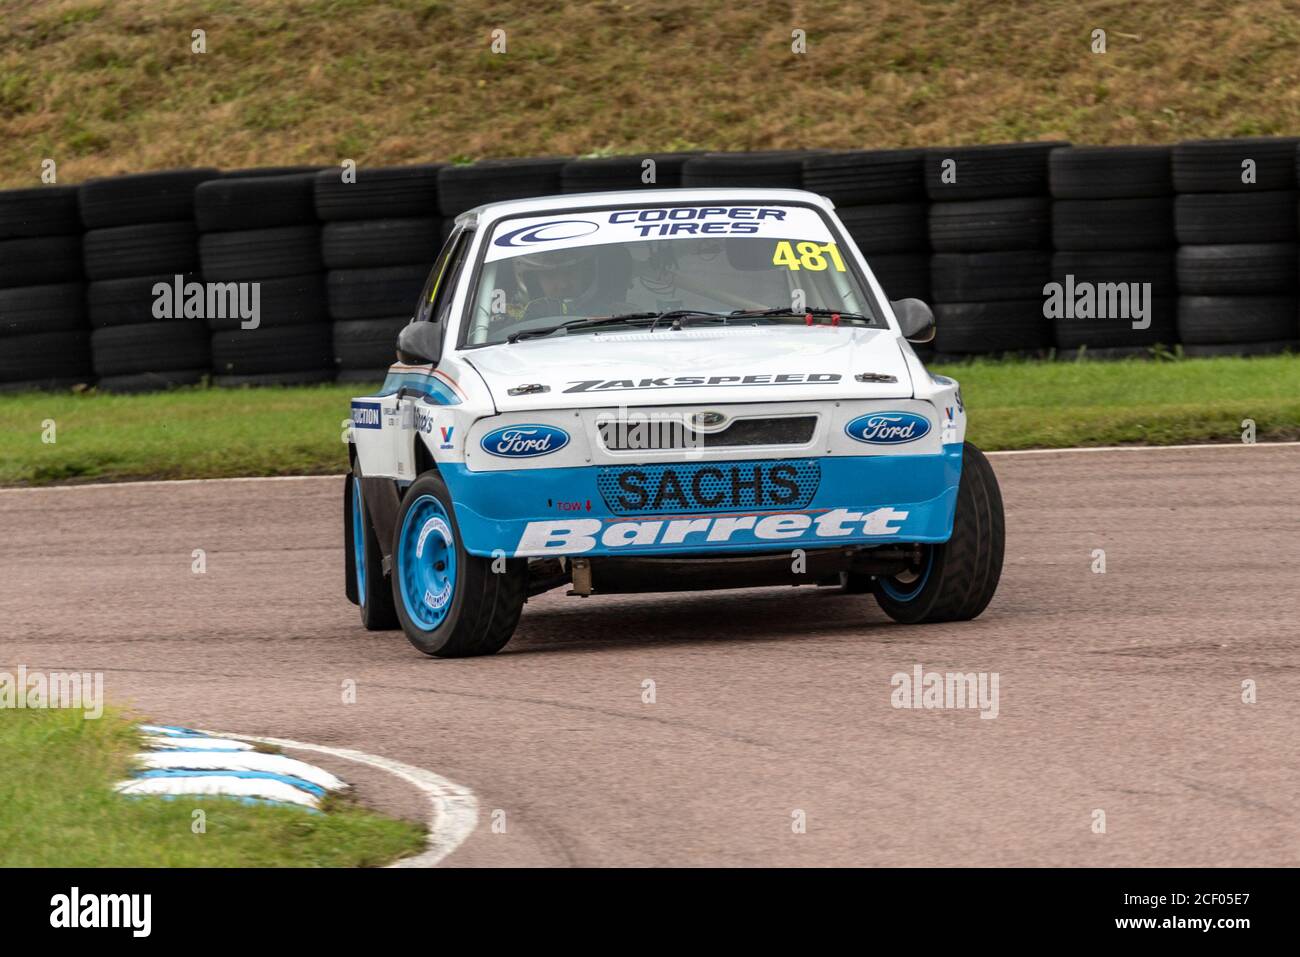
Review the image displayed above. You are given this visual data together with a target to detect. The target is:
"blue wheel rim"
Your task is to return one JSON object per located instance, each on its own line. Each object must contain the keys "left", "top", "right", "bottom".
{"left": 880, "top": 547, "right": 934, "bottom": 602}
{"left": 351, "top": 478, "right": 366, "bottom": 605}
{"left": 397, "top": 494, "right": 458, "bottom": 632}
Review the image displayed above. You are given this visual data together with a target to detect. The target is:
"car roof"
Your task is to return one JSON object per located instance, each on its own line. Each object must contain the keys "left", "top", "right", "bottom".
{"left": 453, "top": 187, "right": 837, "bottom": 229}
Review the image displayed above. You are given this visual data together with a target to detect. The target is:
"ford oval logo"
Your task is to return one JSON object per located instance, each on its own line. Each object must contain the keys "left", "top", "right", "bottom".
{"left": 481, "top": 424, "right": 571, "bottom": 458}
{"left": 844, "top": 411, "right": 931, "bottom": 445}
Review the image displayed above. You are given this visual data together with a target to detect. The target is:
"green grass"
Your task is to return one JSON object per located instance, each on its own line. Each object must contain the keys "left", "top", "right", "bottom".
{"left": 0, "top": 706, "right": 426, "bottom": 867}
{"left": 0, "top": 355, "right": 1296, "bottom": 487}
{"left": 3, "top": 0, "right": 1300, "bottom": 187}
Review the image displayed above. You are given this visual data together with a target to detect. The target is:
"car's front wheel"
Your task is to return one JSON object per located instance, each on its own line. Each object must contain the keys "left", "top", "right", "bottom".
{"left": 391, "top": 471, "right": 527, "bottom": 657}
{"left": 872, "top": 441, "right": 1005, "bottom": 624}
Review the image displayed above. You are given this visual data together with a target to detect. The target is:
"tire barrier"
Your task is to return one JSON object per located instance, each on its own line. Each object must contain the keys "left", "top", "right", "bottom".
{"left": 3, "top": 139, "right": 1299, "bottom": 394}
{"left": 926, "top": 142, "right": 1064, "bottom": 354}
{"left": 0, "top": 185, "right": 89, "bottom": 391}
{"left": 80, "top": 168, "right": 219, "bottom": 392}
{"left": 197, "top": 172, "right": 331, "bottom": 386}
{"left": 561, "top": 152, "right": 700, "bottom": 193}
{"left": 1172, "top": 138, "right": 1300, "bottom": 354}
{"left": 804, "top": 150, "right": 929, "bottom": 305}
{"left": 314, "top": 165, "right": 447, "bottom": 382}
{"left": 1049, "top": 146, "right": 1177, "bottom": 353}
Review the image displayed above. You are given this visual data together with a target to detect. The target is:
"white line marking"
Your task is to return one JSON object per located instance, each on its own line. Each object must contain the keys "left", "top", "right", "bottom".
{"left": 212, "top": 732, "right": 478, "bottom": 868}
{"left": 986, "top": 441, "right": 1300, "bottom": 456}
{"left": 0, "top": 475, "right": 340, "bottom": 493}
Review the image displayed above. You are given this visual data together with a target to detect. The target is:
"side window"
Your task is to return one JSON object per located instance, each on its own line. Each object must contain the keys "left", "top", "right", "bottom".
{"left": 415, "top": 228, "right": 473, "bottom": 326}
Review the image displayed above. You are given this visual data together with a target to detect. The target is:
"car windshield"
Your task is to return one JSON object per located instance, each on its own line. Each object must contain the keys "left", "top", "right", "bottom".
{"left": 462, "top": 203, "right": 884, "bottom": 346}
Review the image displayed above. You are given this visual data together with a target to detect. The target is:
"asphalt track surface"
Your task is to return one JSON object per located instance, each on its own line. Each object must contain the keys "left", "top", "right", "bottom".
{"left": 3, "top": 444, "right": 1298, "bottom": 867}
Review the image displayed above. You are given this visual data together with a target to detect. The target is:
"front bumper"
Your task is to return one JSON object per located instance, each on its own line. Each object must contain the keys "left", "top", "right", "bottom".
{"left": 441, "top": 444, "right": 963, "bottom": 557}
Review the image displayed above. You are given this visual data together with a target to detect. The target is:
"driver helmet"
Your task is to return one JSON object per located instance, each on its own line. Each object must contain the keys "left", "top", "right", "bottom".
{"left": 514, "top": 246, "right": 598, "bottom": 304}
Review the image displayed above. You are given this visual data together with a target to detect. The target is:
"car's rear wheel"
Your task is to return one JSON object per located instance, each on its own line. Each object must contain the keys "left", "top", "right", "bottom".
{"left": 872, "top": 442, "right": 1004, "bottom": 624}
{"left": 391, "top": 472, "right": 527, "bottom": 657}
{"left": 346, "top": 469, "right": 399, "bottom": 629}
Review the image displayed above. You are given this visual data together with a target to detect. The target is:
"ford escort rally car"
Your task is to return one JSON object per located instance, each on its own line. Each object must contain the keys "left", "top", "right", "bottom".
{"left": 345, "top": 188, "right": 1005, "bottom": 657}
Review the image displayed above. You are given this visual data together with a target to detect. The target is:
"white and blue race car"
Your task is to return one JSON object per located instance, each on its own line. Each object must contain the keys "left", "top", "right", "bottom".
{"left": 345, "top": 188, "right": 1004, "bottom": 656}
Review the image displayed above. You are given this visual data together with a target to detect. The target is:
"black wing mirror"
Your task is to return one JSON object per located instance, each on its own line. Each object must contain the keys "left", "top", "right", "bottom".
{"left": 396, "top": 321, "right": 443, "bottom": 365}
{"left": 891, "top": 298, "right": 935, "bottom": 344}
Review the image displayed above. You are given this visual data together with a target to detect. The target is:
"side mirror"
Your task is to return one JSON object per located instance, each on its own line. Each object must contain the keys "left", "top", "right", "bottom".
{"left": 396, "top": 321, "right": 443, "bottom": 365}
{"left": 891, "top": 298, "right": 935, "bottom": 344}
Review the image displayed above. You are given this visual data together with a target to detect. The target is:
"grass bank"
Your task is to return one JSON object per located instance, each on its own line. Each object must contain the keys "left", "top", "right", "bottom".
{"left": 3, "top": 0, "right": 1300, "bottom": 187}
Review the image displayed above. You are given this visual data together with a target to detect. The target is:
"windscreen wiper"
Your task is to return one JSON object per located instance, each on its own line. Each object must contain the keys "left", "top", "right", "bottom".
{"left": 506, "top": 309, "right": 727, "bottom": 342}
{"left": 731, "top": 306, "right": 876, "bottom": 325}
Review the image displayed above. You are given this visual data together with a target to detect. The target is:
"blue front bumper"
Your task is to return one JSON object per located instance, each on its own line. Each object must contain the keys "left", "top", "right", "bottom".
{"left": 440, "top": 444, "right": 963, "bottom": 558}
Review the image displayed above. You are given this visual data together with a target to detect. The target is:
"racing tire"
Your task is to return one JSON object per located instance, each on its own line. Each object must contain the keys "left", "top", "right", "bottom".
{"left": 88, "top": 273, "right": 200, "bottom": 328}
{"left": 198, "top": 225, "right": 322, "bottom": 281}
{"left": 1051, "top": 198, "right": 1174, "bottom": 250}
{"left": 77, "top": 169, "right": 220, "bottom": 228}
{"left": 1048, "top": 146, "right": 1173, "bottom": 199}
{"left": 315, "top": 165, "right": 445, "bottom": 221}
{"left": 680, "top": 151, "right": 813, "bottom": 189}
{"left": 321, "top": 219, "right": 442, "bottom": 269}
{"left": 332, "top": 316, "right": 407, "bottom": 369}
{"left": 1172, "top": 137, "right": 1300, "bottom": 193}
{"left": 873, "top": 442, "right": 1004, "bottom": 624}
{"left": 1174, "top": 192, "right": 1298, "bottom": 245}
{"left": 0, "top": 236, "right": 82, "bottom": 288}
{"left": 1177, "top": 295, "right": 1298, "bottom": 344}
{"left": 933, "top": 300, "right": 1052, "bottom": 353}
{"left": 923, "top": 142, "right": 1068, "bottom": 200}
{"left": 326, "top": 265, "right": 427, "bottom": 320}
{"left": 1050, "top": 250, "right": 1177, "bottom": 298}
{"left": 930, "top": 251, "right": 1051, "bottom": 302}
{"left": 90, "top": 320, "right": 210, "bottom": 376}
{"left": 194, "top": 174, "right": 318, "bottom": 231}
{"left": 346, "top": 471, "right": 399, "bottom": 629}
{"left": 0, "top": 186, "right": 81, "bottom": 239}
{"left": 1053, "top": 297, "right": 1178, "bottom": 350}
{"left": 210, "top": 324, "right": 332, "bottom": 375}
{"left": 868, "top": 253, "right": 930, "bottom": 301}
{"left": 1175, "top": 244, "right": 1298, "bottom": 295}
{"left": 836, "top": 203, "right": 929, "bottom": 253}
{"left": 82, "top": 222, "right": 200, "bottom": 281}
{"left": 927, "top": 197, "right": 1052, "bottom": 252}
{"left": 561, "top": 153, "right": 698, "bottom": 193}
{"left": 0, "top": 282, "right": 86, "bottom": 335}
{"left": 801, "top": 149, "right": 925, "bottom": 205}
{"left": 0, "top": 330, "right": 91, "bottom": 383}
{"left": 391, "top": 471, "right": 527, "bottom": 658}
{"left": 438, "top": 159, "right": 568, "bottom": 218}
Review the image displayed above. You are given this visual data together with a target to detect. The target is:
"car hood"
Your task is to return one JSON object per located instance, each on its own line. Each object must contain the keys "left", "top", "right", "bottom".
{"left": 463, "top": 324, "right": 915, "bottom": 411}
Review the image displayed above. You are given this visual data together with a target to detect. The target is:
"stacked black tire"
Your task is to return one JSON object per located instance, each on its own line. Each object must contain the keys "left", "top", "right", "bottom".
{"left": 438, "top": 158, "right": 568, "bottom": 240}
{"left": 561, "top": 153, "right": 698, "bottom": 193}
{"left": 680, "top": 151, "right": 811, "bottom": 189}
{"left": 80, "top": 170, "right": 217, "bottom": 391}
{"left": 925, "top": 143, "right": 1064, "bottom": 356}
{"left": 803, "top": 149, "right": 929, "bottom": 302}
{"left": 314, "top": 165, "right": 445, "bottom": 383}
{"left": 1172, "top": 138, "right": 1300, "bottom": 355}
{"left": 0, "top": 186, "right": 89, "bottom": 391}
{"left": 1048, "top": 147, "right": 1178, "bottom": 356}
{"left": 196, "top": 171, "right": 332, "bottom": 386}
